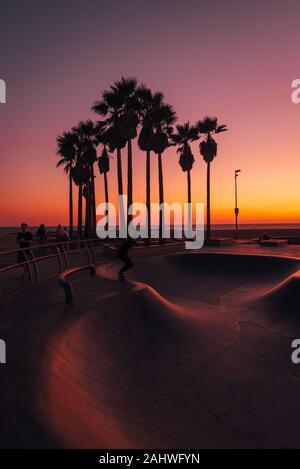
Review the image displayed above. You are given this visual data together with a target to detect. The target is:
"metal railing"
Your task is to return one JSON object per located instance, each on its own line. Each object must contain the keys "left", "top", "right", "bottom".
{"left": 58, "top": 264, "right": 97, "bottom": 305}
{"left": 0, "top": 238, "right": 104, "bottom": 300}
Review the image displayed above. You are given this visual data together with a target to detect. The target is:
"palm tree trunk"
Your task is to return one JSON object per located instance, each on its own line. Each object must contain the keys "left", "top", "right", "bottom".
{"left": 90, "top": 165, "right": 96, "bottom": 237}
{"left": 104, "top": 171, "right": 109, "bottom": 232}
{"left": 84, "top": 179, "right": 91, "bottom": 238}
{"left": 69, "top": 169, "right": 73, "bottom": 236}
{"left": 187, "top": 170, "right": 191, "bottom": 204}
{"left": 104, "top": 172, "right": 109, "bottom": 205}
{"left": 117, "top": 148, "right": 126, "bottom": 236}
{"left": 127, "top": 139, "right": 133, "bottom": 233}
{"left": 206, "top": 161, "right": 211, "bottom": 241}
{"left": 146, "top": 150, "right": 151, "bottom": 244}
{"left": 187, "top": 170, "right": 192, "bottom": 238}
{"left": 158, "top": 153, "right": 165, "bottom": 244}
{"left": 78, "top": 183, "right": 83, "bottom": 238}
{"left": 117, "top": 148, "right": 123, "bottom": 195}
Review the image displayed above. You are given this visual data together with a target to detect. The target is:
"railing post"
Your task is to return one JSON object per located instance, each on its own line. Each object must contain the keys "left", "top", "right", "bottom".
{"left": 22, "top": 250, "right": 33, "bottom": 284}
{"left": 88, "top": 240, "right": 96, "bottom": 264}
{"left": 0, "top": 239, "right": 102, "bottom": 301}
{"left": 28, "top": 248, "right": 39, "bottom": 281}
{"left": 58, "top": 276, "right": 74, "bottom": 305}
{"left": 55, "top": 246, "right": 63, "bottom": 273}
{"left": 60, "top": 243, "right": 68, "bottom": 269}
{"left": 58, "top": 264, "right": 97, "bottom": 305}
{"left": 84, "top": 240, "right": 92, "bottom": 264}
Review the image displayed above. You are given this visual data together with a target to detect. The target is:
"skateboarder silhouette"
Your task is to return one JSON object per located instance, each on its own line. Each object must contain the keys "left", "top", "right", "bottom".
{"left": 117, "top": 238, "right": 135, "bottom": 281}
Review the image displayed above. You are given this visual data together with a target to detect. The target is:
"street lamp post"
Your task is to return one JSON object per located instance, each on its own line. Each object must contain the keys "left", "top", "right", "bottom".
{"left": 234, "top": 170, "right": 241, "bottom": 240}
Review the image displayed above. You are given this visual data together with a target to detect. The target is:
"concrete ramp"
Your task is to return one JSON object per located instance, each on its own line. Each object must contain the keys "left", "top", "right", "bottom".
{"left": 38, "top": 274, "right": 241, "bottom": 449}
{"left": 261, "top": 270, "right": 300, "bottom": 306}
{"left": 126, "top": 252, "right": 300, "bottom": 305}
{"left": 32, "top": 252, "right": 300, "bottom": 448}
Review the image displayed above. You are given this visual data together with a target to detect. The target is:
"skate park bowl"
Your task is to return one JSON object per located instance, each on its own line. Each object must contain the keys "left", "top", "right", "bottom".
{"left": 24, "top": 250, "right": 300, "bottom": 449}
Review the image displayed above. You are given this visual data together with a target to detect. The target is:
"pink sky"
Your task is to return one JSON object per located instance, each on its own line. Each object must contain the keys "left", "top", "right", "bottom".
{"left": 1, "top": 0, "right": 300, "bottom": 226}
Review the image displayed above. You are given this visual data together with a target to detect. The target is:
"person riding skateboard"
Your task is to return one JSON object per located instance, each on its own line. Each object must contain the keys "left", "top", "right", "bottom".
{"left": 117, "top": 238, "right": 136, "bottom": 281}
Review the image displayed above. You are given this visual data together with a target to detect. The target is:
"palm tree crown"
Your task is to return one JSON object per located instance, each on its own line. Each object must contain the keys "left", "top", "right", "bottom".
{"left": 93, "top": 77, "right": 139, "bottom": 140}
{"left": 152, "top": 103, "right": 177, "bottom": 151}
{"left": 98, "top": 147, "right": 110, "bottom": 174}
{"left": 57, "top": 78, "right": 229, "bottom": 245}
{"left": 171, "top": 122, "right": 198, "bottom": 172}
{"left": 137, "top": 86, "right": 164, "bottom": 149}
{"left": 197, "top": 117, "right": 227, "bottom": 163}
{"left": 56, "top": 131, "right": 77, "bottom": 172}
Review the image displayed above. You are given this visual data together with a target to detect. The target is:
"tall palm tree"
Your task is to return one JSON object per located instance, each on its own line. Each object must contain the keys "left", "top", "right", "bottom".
{"left": 68, "top": 131, "right": 88, "bottom": 239}
{"left": 94, "top": 119, "right": 127, "bottom": 233}
{"left": 137, "top": 86, "right": 164, "bottom": 242}
{"left": 98, "top": 147, "right": 110, "bottom": 207}
{"left": 72, "top": 163, "right": 88, "bottom": 238}
{"left": 92, "top": 92, "right": 126, "bottom": 213}
{"left": 93, "top": 77, "right": 139, "bottom": 233}
{"left": 72, "top": 120, "right": 98, "bottom": 238}
{"left": 56, "top": 131, "right": 77, "bottom": 235}
{"left": 197, "top": 117, "right": 227, "bottom": 241}
{"left": 112, "top": 78, "right": 139, "bottom": 228}
{"left": 152, "top": 103, "right": 177, "bottom": 243}
{"left": 171, "top": 122, "right": 198, "bottom": 236}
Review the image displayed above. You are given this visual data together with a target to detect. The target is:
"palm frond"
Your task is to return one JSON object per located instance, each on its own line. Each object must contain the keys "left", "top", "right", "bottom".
{"left": 92, "top": 100, "right": 109, "bottom": 116}
{"left": 215, "top": 124, "right": 228, "bottom": 133}
{"left": 111, "top": 76, "right": 138, "bottom": 97}
{"left": 197, "top": 116, "right": 218, "bottom": 134}
{"left": 56, "top": 158, "right": 66, "bottom": 168}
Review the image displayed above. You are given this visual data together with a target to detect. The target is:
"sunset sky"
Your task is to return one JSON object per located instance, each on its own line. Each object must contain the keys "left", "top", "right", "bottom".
{"left": 1, "top": 0, "right": 300, "bottom": 226}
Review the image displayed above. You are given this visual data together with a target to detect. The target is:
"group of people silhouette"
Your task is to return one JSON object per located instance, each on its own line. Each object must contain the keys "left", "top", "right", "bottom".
{"left": 17, "top": 223, "right": 71, "bottom": 252}
{"left": 17, "top": 223, "right": 135, "bottom": 281}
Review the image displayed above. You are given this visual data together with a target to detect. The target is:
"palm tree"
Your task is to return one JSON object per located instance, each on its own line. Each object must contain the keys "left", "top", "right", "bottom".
{"left": 171, "top": 122, "right": 198, "bottom": 236}
{"left": 94, "top": 119, "right": 127, "bottom": 233}
{"left": 93, "top": 77, "right": 139, "bottom": 233}
{"left": 92, "top": 92, "right": 127, "bottom": 230}
{"left": 98, "top": 147, "right": 110, "bottom": 207}
{"left": 137, "top": 86, "right": 164, "bottom": 242}
{"left": 152, "top": 103, "right": 177, "bottom": 243}
{"left": 197, "top": 117, "right": 227, "bottom": 241}
{"left": 56, "top": 131, "right": 77, "bottom": 235}
{"left": 72, "top": 163, "right": 88, "bottom": 238}
{"left": 72, "top": 120, "right": 98, "bottom": 238}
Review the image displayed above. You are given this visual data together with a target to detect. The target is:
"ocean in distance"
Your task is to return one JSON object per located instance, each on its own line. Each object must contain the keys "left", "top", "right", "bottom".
{"left": 1, "top": 224, "right": 300, "bottom": 234}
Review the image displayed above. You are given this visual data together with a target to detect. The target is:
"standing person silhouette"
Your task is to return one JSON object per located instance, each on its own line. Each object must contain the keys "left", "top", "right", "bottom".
{"left": 62, "top": 227, "right": 70, "bottom": 241}
{"left": 36, "top": 224, "right": 47, "bottom": 256}
{"left": 17, "top": 223, "right": 33, "bottom": 260}
{"left": 56, "top": 224, "right": 63, "bottom": 242}
{"left": 117, "top": 238, "right": 135, "bottom": 281}
{"left": 17, "top": 223, "right": 33, "bottom": 277}
{"left": 36, "top": 224, "right": 47, "bottom": 244}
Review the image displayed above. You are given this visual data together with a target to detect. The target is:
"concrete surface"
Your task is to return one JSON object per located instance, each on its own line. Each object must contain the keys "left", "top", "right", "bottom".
{"left": 1, "top": 246, "right": 300, "bottom": 448}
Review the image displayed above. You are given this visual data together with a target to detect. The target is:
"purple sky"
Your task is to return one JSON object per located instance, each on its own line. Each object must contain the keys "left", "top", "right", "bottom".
{"left": 1, "top": 0, "right": 300, "bottom": 225}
